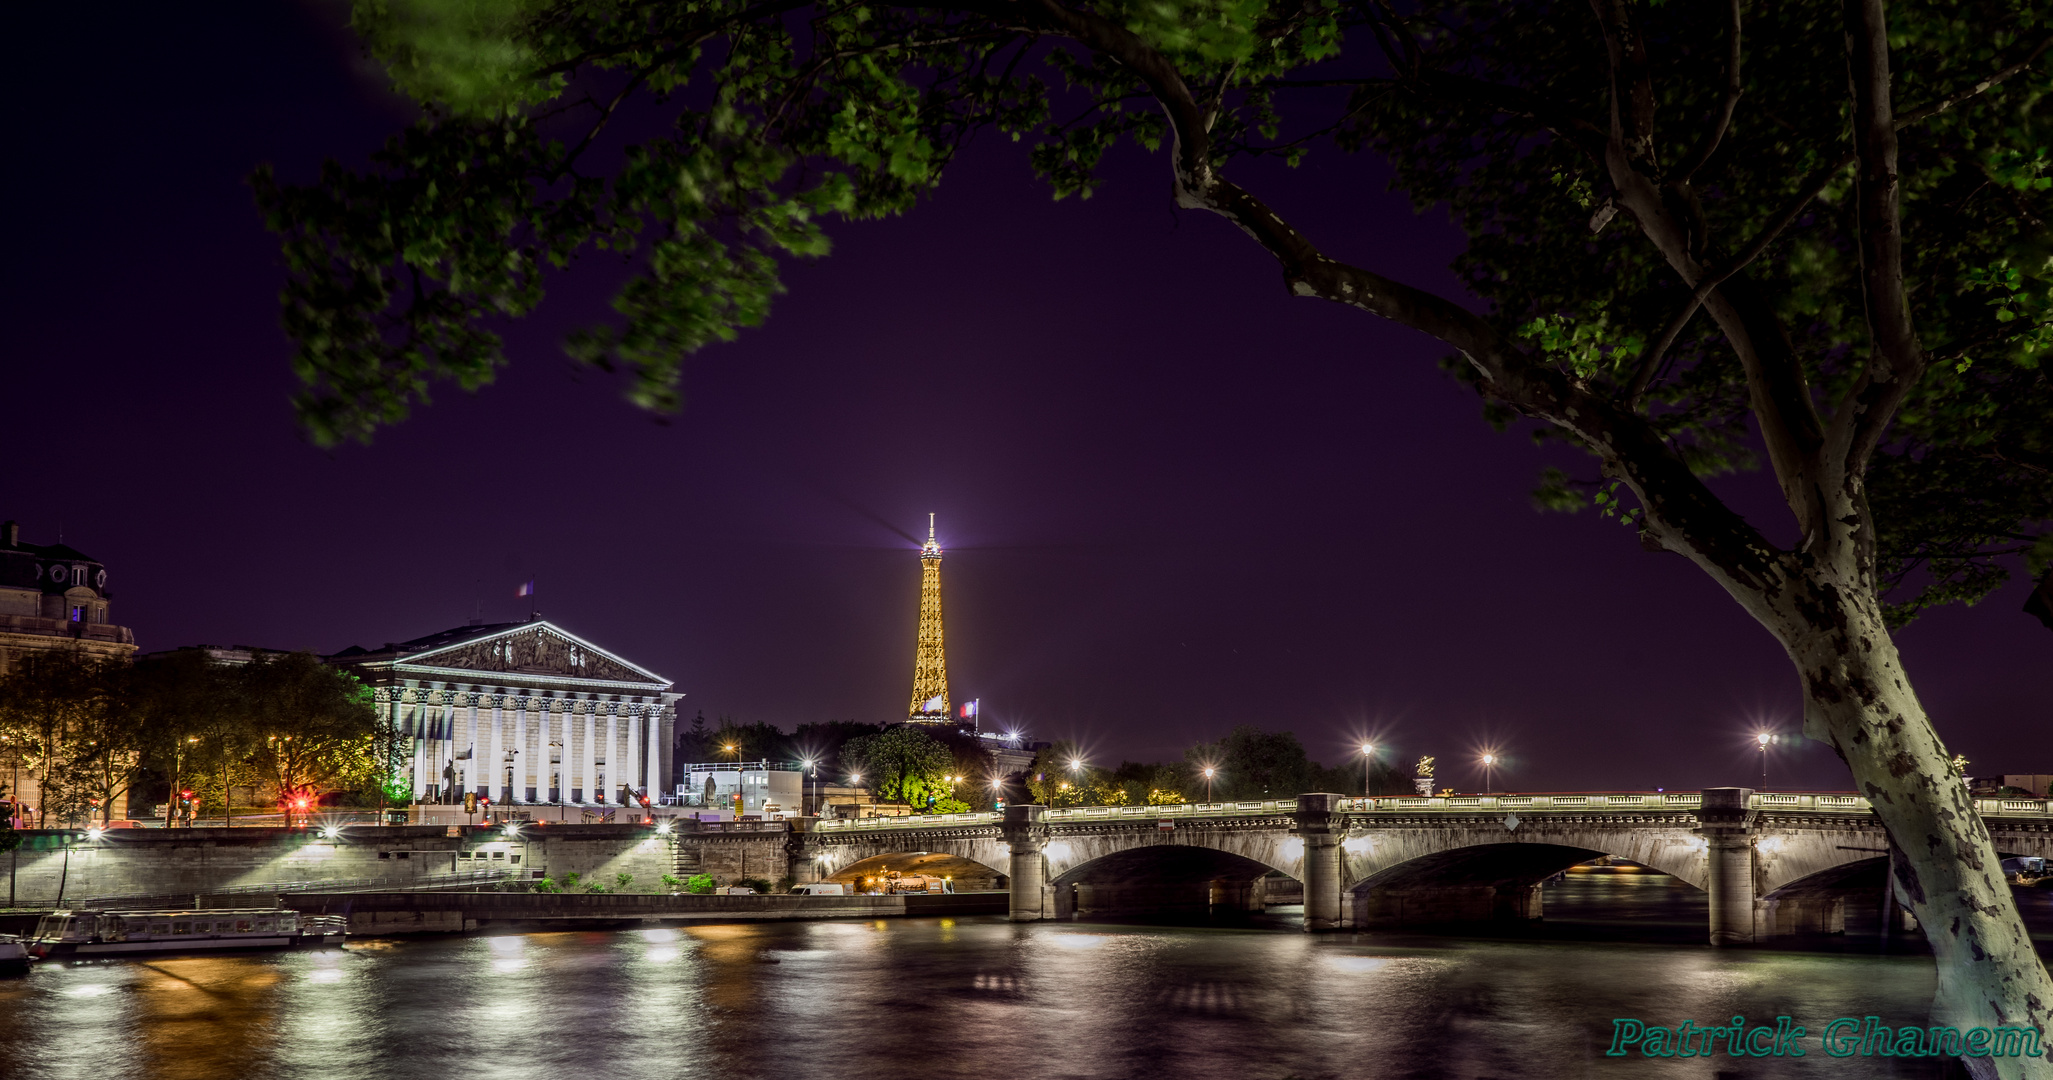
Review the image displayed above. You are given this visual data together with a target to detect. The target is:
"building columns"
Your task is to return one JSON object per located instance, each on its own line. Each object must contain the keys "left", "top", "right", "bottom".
{"left": 1699, "top": 786, "right": 1757, "bottom": 946}
{"left": 513, "top": 702, "right": 530, "bottom": 803}
{"left": 1293, "top": 792, "right": 1346, "bottom": 931}
{"left": 405, "top": 695, "right": 426, "bottom": 801}
{"left": 644, "top": 707, "right": 661, "bottom": 806}
{"left": 604, "top": 710, "right": 618, "bottom": 804}
{"left": 581, "top": 708, "right": 596, "bottom": 805}
{"left": 1001, "top": 804, "right": 1052, "bottom": 921}
{"left": 465, "top": 697, "right": 480, "bottom": 796}
{"left": 488, "top": 699, "right": 505, "bottom": 804}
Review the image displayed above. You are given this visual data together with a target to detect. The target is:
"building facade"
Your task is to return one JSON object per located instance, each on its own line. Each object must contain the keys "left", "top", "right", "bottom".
{"left": 0, "top": 520, "right": 136, "bottom": 675}
{"left": 329, "top": 619, "right": 679, "bottom": 807}
{"left": 1, "top": 520, "right": 138, "bottom": 825}
{"left": 679, "top": 760, "right": 804, "bottom": 818}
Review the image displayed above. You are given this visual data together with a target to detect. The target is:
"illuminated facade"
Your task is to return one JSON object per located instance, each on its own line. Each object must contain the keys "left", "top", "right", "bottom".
{"left": 0, "top": 520, "right": 138, "bottom": 825}
{"left": 906, "top": 514, "right": 951, "bottom": 723}
{"left": 329, "top": 619, "right": 679, "bottom": 807}
{"left": 0, "top": 520, "right": 135, "bottom": 675}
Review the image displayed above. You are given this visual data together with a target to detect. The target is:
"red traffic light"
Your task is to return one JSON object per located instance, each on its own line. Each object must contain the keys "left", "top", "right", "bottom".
{"left": 180, "top": 790, "right": 194, "bottom": 798}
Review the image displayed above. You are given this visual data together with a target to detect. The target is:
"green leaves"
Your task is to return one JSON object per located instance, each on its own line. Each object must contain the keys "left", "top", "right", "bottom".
{"left": 262, "top": 0, "right": 2053, "bottom": 625}
{"left": 353, "top": 0, "right": 561, "bottom": 117}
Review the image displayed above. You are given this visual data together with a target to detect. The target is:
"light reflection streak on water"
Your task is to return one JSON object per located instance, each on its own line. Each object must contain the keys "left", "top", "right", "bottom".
{"left": 0, "top": 880, "right": 1965, "bottom": 1080}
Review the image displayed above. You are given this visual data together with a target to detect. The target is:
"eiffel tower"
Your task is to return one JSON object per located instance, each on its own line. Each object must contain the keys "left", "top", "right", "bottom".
{"left": 906, "top": 513, "right": 951, "bottom": 723}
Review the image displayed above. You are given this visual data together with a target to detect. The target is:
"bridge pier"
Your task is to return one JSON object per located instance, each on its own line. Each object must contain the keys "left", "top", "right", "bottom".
{"left": 1293, "top": 792, "right": 1345, "bottom": 931}
{"left": 1698, "top": 787, "right": 1757, "bottom": 946}
{"left": 1002, "top": 804, "right": 1052, "bottom": 921}
{"left": 785, "top": 822, "right": 824, "bottom": 886}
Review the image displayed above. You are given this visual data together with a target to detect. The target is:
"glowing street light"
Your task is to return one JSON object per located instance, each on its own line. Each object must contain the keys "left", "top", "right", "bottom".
{"left": 1202, "top": 766, "right": 1217, "bottom": 804}
{"left": 1756, "top": 731, "right": 1772, "bottom": 787}
{"left": 1480, "top": 753, "right": 1498, "bottom": 794}
{"left": 1360, "top": 743, "right": 1376, "bottom": 798}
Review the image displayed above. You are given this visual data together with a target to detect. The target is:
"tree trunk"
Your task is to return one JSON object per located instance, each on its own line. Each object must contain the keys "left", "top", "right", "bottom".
{"left": 1768, "top": 574, "right": 2052, "bottom": 1074}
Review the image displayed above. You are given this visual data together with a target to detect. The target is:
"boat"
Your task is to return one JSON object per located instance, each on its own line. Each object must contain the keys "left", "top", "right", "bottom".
{"left": 0, "top": 934, "right": 33, "bottom": 973}
{"left": 27, "top": 908, "right": 347, "bottom": 958}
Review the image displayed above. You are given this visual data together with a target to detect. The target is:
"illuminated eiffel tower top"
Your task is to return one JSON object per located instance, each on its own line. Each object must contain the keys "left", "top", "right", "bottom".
{"left": 906, "top": 513, "right": 951, "bottom": 723}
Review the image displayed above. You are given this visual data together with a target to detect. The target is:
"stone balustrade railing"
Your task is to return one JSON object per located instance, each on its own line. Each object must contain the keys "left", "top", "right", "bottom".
{"left": 802, "top": 790, "right": 2053, "bottom": 830}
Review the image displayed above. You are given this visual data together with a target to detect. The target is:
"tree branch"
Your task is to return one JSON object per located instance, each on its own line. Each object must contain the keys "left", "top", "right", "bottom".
{"left": 1667, "top": 0, "right": 1741, "bottom": 184}
{"left": 1895, "top": 34, "right": 2053, "bottom": 129}
{"left": 1624, "top": 153, "right": 1854, "bottom": 406}
{"left": 1590, "top": 0, "right": 1660, "bottom": 170}
{"left": 1830, "top": 0, "right": 1925, "bottom": 488}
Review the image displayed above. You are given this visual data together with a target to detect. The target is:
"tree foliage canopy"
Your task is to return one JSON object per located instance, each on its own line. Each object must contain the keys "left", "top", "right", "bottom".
{"left": 260, "top": 0, "right": 2052, "bottom": 623}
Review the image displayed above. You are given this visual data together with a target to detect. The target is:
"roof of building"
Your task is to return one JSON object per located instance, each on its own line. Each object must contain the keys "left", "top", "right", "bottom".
{"left": 328, "top": 620, "right": 530, "bottom": 660}
{"left": 327, "top": 617, "right": 674, "bottom": 689}
{"left": 1, "top": 520, "right": 108, "bottom": 595}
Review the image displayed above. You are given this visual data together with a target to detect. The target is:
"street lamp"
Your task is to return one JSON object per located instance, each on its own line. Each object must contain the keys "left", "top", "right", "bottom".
{"left": 1480, "top": 753, "right": 1498, "bottom": 794}
{"left": 1202, "top": 766, "right": 1216, "bottom": 804}
{"left": 1756, "top": 731, "right": 1771, "bottom": 787}
{"left": 1360, "top": 743, "right": 1376, "bottom": 798}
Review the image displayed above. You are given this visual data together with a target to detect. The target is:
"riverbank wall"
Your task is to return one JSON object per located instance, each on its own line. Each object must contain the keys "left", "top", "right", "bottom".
{"left": 0, "top": 824, "right": 787, "bottom": 908}
{"left": 284, "top": 890, "right": 1008, "bottom": 934}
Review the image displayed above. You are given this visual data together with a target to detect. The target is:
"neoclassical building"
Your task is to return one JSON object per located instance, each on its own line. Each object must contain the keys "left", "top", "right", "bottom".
{"left": 329, "top": 619, "right": 679, "bottom": 807}
{"left": 0, "top": 520, "right": 136, "bottom": 675}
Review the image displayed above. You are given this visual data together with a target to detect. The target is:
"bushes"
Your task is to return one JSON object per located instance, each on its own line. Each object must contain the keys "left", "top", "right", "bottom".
{"left": 684, "top": 873, "right": 715, "bottom": 894}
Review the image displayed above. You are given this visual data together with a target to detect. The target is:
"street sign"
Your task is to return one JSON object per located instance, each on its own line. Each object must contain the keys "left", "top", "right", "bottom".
{"left": 1158, "top": 819, "right": 1174, "bottom": 831}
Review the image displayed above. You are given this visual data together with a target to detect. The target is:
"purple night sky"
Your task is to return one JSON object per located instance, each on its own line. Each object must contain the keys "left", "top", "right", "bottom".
{"left": 4, "top": 2, "right": 2044, "bottom": 793}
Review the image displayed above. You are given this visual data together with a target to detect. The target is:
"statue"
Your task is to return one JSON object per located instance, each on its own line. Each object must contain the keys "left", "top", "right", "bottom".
{"left": 1414, "top": 755, "right": 1436, "bottom": 798}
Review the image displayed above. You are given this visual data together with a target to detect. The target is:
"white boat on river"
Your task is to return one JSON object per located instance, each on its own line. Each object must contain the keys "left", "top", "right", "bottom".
{"left": 28, "top": 909, "right": 347, "bottom": 958}
{"left": 0, "top": 934, "right": 32, "bottom": 973}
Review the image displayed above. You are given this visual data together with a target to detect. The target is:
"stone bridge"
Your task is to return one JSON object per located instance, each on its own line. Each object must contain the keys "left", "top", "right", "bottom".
{"left": 760, "top": 788, "right": 2053, "bottom": 943}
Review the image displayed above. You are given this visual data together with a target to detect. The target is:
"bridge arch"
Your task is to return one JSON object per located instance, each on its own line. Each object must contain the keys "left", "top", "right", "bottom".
{"left": 1337, "top": 820, "right": 1709, "bottom": 928}
{"left": 807, "top": 830, "right": 1012, "bottom": 887}
{"left": 1048, "top": 841, "right": 1298, "bottom": 918}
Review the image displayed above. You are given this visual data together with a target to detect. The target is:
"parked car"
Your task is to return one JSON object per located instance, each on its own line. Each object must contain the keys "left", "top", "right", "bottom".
{"left": 717, "top": 886, "right": 758, "bottom": 895}
{"left": 789, "top": 883, "right": 846, "bottom": 896}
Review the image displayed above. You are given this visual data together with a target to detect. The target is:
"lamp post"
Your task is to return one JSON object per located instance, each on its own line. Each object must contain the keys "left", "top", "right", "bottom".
{"left": 166, "top": 735, "right": 198, "bottom": 828}
{"left": 1202, "top": 766, "right": 1216, "bottom": 804}
{"left": 1480, "top": 753, "right": 1497, "bottom": 795}
{"left": 1360, "top": 743, "right": 1376, "bottom": 798}
{"left": 1757, "top": 732, "right": 1771, "bottom": 787}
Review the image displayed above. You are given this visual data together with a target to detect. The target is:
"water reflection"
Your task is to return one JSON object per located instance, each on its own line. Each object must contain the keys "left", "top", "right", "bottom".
{"left": 0, "top": 880, "right": 1970, "bottom": 1080}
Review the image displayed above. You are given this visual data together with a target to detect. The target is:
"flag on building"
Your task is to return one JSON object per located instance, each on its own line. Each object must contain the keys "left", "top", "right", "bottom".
{"left": 516, "top": 578, "right": 535, "bottom": 597}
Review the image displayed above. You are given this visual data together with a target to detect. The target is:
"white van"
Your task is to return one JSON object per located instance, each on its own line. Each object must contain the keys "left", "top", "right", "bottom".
{"left": 789, "top": 883, "right": 846, "bottom": 896}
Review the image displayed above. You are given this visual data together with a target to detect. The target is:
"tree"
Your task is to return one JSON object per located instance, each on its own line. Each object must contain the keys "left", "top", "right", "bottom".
{"left": 261, "top": 0, "right": 2053, "bottom": 1048}
{"left": 0, "top": 650, "right": 129, "bottom": 826}
{"left": 839, "top": 724, "right": 952, "bottom": 807}
{"left": 791, "top": 720, "right": 886, "bottom": 778}
{"left": 237, "top": 653, "right": 385, "bottom": 825}
{"left": 1185, "top": 726, "right": 1319, "bottom": 801}
{"left": 675, "top": 710, "right": 712, "bottom": 764}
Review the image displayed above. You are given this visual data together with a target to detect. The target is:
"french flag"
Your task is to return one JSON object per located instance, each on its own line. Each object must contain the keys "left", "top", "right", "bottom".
{"left": 516, "top": 578, "right": 535, "bottom": 597}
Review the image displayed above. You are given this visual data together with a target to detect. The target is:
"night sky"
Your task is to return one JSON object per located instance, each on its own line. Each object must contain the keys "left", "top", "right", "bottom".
{"left": 5, "top": 2, "right": 2045, "bottom": 794}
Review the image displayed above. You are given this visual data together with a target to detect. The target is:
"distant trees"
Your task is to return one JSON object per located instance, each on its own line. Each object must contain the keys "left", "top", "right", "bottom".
{"left": 0, "top": 646, "right": 387, "bottom": 827}
{"left": 839, "top": 725, "right": 952, "bottom": 810}
{"left": 0, "top": 650, "right": 142, "bottom": 826}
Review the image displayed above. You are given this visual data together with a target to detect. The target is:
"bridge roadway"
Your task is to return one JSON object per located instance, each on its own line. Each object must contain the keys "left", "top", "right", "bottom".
{"left": 753, "top": 788, "right": 2053, "bottom": 943}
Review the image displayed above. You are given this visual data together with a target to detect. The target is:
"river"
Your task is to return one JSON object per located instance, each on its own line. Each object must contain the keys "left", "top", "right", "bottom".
{"left": 1, "top": 874, "right": 2022, "bottom": 1080}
